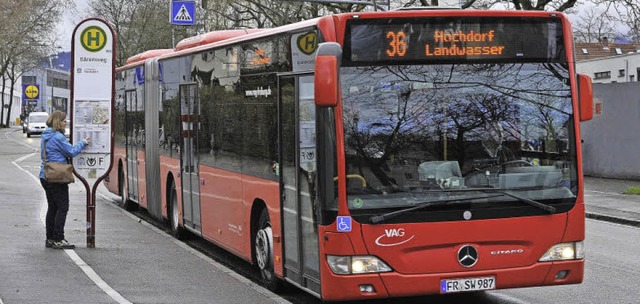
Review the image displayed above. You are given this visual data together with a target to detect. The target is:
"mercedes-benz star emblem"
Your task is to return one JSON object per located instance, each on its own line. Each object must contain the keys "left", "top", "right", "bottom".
{"left": 458, "top": 245, "right": 479, "bottom": 267}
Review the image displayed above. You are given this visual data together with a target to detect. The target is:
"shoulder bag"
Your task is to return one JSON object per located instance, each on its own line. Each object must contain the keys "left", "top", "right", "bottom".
{"left": 43, "top": 139, "right": 75, "bottom": 184}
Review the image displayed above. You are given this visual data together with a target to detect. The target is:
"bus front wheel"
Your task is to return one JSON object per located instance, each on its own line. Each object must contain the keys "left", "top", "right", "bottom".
{"left": 255, "top": 208, "right": 280, "bottom": 291}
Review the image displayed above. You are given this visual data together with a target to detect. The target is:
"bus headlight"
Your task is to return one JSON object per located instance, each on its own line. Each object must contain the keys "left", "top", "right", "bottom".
{"left": 327, "top": 255, "right": 392, "bottom": 275}
{"left": 539, "top": 241, "right": 584, "bottom": 261}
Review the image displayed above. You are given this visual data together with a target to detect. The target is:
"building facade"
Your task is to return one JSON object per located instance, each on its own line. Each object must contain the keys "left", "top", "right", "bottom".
{"left": 21, "top": 66, "right": 71, "bottom": 117}
{"left": 576, "top": 52, "right": 640, "bottom": 84}
{"left": 575, "top": 38, "right": 640, "bottom": 84}
{"left": 1, "top": 80, "right": 22, "bottom": 126}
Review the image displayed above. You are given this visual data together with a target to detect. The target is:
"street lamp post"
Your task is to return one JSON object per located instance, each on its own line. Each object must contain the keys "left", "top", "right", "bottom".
{"left": 50, "top": 84, "right": 54, "bottom": 114}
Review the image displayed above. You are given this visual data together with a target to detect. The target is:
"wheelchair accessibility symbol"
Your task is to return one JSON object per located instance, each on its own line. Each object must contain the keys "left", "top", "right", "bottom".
{"left": 337, "top": 216, "right": 352, "bottom": 232}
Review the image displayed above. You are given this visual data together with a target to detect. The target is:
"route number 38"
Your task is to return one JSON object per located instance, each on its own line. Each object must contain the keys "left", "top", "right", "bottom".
{"left": 386, "top": 31, "right": 407, "bottom": 57}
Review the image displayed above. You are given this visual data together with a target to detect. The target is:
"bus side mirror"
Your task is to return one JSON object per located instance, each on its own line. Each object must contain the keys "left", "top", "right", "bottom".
{"left": 578, "top": 73, "right": 593, "bottom": 122}
{"left": 314, "top": 42, "right": 342, "bottom": 107}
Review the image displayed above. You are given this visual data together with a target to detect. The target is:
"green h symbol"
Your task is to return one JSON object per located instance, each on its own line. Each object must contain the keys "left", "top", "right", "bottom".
{"left": 81, "top": 26, "right": 107, "bottom": 52}
{"left": 303, "top": 35, "right": 315, "bottom": 50}
{"left": 87, "top": 30, "right": 101, "bottom": 47}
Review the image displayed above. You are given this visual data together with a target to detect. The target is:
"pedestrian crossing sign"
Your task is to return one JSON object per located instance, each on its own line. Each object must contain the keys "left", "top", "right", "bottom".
{"left": 171, "top": 0, "right": 195, "bottom": 25}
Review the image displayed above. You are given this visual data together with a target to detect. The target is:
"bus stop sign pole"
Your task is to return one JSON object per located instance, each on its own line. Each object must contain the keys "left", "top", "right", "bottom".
{"left": 70, "top": 18, "right": 116, "bottom": 248}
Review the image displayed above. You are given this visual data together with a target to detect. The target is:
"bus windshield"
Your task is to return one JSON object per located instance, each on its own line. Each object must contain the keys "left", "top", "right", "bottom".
{"left": 340, "top": 63, "right": 577, "bottom": 215}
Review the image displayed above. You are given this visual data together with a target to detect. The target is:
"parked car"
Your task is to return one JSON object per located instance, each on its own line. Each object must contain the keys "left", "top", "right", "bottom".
{"left": 26, "top": 112, "right": 49, "bottom": 138}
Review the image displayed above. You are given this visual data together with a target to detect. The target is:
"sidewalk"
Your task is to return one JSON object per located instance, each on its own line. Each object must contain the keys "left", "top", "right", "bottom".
{"left": 0, "top": 126, "right": 288, "bottom": 304}
{"left": 584, "top": 176, "right": 640, "bottom": 227}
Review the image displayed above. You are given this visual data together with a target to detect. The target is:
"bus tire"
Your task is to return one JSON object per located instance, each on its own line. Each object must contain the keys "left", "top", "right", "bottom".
{"left": 118, "top": 167, "right": 135, "bottom": 211}
{"left": 255, "top": 208, "right": 281, "bottom": 292}
{"left": 169, "top": 181, "right": 186, "bottom": 240}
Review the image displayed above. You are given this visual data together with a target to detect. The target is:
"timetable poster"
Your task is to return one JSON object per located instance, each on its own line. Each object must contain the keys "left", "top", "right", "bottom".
{"left": 73, "top": 100, "right": 111, "bottom": 154}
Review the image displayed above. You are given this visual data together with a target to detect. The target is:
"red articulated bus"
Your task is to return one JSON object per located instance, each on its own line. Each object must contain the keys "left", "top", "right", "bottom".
{"left": 104, "top": 8, "right": 593, "bottom": 301}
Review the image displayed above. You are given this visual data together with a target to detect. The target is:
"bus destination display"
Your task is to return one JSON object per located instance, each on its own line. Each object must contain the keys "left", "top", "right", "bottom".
{"left": 347, "top": 17, "right": 564, "bottom": 63}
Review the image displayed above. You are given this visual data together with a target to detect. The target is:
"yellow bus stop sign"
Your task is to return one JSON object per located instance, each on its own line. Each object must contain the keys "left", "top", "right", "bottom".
{"left": 80, "top": 26, "right": 108, "bottom": 52}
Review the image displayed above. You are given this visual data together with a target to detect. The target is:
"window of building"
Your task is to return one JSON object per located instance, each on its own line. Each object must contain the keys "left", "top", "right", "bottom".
{"left": 47, "top": 76, "right": 69, "bottom": 89}
{"left": 594, "top": 71, "right": 611, "bottom": 79}
{"left": 619, "top": 69, "right": 626, "bottom": 77}
{"left": 22, "top": 76, "right": 36, "bottom": 84}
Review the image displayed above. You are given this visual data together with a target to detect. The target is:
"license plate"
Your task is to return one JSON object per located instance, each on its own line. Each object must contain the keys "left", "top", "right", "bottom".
{"left": 440, "top": 276, "right": 495, "bottom": 293}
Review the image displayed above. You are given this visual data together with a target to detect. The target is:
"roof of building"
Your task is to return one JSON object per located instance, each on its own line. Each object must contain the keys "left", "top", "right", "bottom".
{"left": 575, "top": 38, "right": 640, "bottom": 61}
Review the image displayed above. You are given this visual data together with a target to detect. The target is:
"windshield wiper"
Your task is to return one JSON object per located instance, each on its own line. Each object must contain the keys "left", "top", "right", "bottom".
{"left": 369, "top": 194, "right": 504, "bottom": 224}
{"left": 368, "top": 188, "right": 557, "bottom": 224}
{"left": 479, "top": 188, "right": 557, "bottom": 214}
{"left": 439, "top": 187, "right": 557, "bottom": 214}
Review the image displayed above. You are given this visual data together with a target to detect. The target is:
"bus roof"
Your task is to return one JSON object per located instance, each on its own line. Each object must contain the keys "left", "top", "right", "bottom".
{"left": 156, "top": 17, "right": 322, "bottom": 62}
{"left": 333, "top": 8, "right": 566, "bottom": 20}
{"left": 125, "top": 49, "right": 174, "bottom": 65}
{"left": 119, "top": 9, "right": 569, "bottom": 68}
{"left": 175, "top": 29, "right": 265, "bottom": 51}
{"left": 121, "top": 49, "right": 175, "bottom": 70}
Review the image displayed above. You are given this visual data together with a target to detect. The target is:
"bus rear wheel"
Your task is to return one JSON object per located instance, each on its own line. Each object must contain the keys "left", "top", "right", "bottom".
{"left": 118, "top": 168, "right": 135, "bottom": 210}
{"left": 169, "top": 182, "right": 186, "bottom": 239}
{"left": 255, "top": 208, "right": 280, "bottom": 291}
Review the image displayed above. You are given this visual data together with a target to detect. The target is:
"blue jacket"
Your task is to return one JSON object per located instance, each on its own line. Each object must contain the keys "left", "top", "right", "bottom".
{"left": 39, "top": 128, "right": 87, "bottom": 179}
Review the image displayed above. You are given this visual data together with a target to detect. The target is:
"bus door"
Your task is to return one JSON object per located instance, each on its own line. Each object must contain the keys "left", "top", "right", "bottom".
{"left": 279, "top": 75, "right": 320, "bottom": 294}
{"left": 125, "top": 89, "right": 139, "bottom": 202}
{"left": 180, "top": 83, "right": 202, "bottom": 234}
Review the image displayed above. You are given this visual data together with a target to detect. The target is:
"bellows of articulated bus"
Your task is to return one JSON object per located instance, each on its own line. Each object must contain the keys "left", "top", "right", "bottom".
{"left": 124, "top": 29, "right": 265, "bottom": 65}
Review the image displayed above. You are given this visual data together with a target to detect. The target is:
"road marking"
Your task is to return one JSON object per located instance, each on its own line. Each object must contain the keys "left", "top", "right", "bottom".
{"left": 488, "top": 292, "right": 533, "bottom": 304}
{"left": 3, "top": 128, "right": 39, "bottom": 151}
{"left": 13, "top": 153, "right": 133, "bottom": 304}
{"left": 65, "top": 250, "right": 132, "bottom": 303}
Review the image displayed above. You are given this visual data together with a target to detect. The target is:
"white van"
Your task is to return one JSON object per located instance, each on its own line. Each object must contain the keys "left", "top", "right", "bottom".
{"left": 26, "top": 112, "right": 49, "bottom": 138}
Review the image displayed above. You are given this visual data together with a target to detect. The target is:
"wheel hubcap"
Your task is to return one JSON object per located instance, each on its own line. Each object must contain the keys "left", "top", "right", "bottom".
{"left": 171, "top": 190, "right": 179, "bottom": 230}
{"left": 255, "top": 226, "right": 272, "bottom": 270}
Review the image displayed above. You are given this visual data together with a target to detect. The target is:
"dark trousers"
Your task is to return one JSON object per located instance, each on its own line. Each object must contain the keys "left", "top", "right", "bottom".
{"left": 40, "top": 179, "right": 70, "bottom": 241}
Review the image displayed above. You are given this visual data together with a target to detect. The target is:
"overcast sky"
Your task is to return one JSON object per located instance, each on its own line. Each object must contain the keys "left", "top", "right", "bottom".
{"left": 57, "top": 0, "right": 90, "bottom": 51}
{"left": 54, "top": 0, "right": 630, "bottom": 52}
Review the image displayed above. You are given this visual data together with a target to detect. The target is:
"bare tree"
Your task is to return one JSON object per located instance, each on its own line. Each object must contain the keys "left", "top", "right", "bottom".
{"left": 591, "top": 0, "right": 640, "bottom": 42}
{"left": 214, "top": 0, "right": 365, "bottom": 29}
{"left": 87, "top": 0, "right": 193, "bottom": 66}
{"left": 72, "top": 0, "right": 640, "bottom": 69}
{"left": 0, "top": 0, "right": 72, "bottom": 127}
{"left": 572, "top": 6, "right": 617, "bottom": 42}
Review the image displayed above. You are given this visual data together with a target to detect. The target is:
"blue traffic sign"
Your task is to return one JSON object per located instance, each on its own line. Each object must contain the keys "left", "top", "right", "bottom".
{"left": 171, "top": 0, "right": 195, "bottom": 26}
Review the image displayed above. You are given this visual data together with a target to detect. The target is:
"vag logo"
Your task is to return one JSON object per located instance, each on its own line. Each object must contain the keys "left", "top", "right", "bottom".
{"left": 385, "top": 228, "right": 405, "bottom": 237}
{"left": 375, "top": 228, "right": 414, "bottom": 247}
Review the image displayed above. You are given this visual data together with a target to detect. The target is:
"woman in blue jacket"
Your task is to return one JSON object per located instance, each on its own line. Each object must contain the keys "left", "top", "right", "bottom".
{"left": 39, "top": 111, "right": 90, "bottom": 249}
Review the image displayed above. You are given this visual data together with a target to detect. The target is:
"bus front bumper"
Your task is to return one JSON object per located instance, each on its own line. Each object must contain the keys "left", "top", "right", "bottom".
{"left": 320, "top": 260, "right": 583, "bottom": 301}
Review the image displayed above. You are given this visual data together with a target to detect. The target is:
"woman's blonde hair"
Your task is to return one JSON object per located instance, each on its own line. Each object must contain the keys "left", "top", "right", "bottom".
{"left": 47, "top": 110, "right": 67, "bottom": 132}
